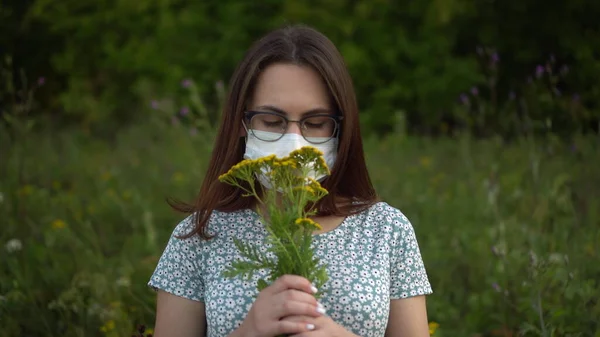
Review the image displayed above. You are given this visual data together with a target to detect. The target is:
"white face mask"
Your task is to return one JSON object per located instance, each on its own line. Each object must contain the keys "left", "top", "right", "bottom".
{"left": 243, "top": 130, "right": 338, "bottom": 189}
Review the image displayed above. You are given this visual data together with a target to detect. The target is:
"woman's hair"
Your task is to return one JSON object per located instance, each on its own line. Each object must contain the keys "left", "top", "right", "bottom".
{"left": 170, "top": 24, "right": 378, "bottom": 239}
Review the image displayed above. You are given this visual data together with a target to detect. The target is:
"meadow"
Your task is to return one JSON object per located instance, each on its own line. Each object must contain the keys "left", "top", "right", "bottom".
{"left": 1, "top": 113, "right": 599, "bottom": 337}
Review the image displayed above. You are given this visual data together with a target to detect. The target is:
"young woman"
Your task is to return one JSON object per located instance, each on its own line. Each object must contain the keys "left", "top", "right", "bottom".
{"left": 148, "top": 24, "right": 433, "bottom": 337}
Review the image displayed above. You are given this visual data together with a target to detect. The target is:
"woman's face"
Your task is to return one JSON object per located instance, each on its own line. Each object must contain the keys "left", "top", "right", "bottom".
{"left": 245, "top": 63, "right": 334, "bottom": 138}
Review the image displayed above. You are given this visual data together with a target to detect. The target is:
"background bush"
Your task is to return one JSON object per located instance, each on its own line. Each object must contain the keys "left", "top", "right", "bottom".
{"left": 1, "top": 0, "right": 599, "bottom": 136}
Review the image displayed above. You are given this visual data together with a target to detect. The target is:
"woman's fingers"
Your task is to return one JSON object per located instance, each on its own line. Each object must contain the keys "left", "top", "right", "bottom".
{"left": 275, "top": 319, "right": 317, "bottom": 335}
{"left": 266, "top": 274, "right": 317, "bottom": 296}
{"left": 276, "top": 294, "right": 325, "bottom": 318}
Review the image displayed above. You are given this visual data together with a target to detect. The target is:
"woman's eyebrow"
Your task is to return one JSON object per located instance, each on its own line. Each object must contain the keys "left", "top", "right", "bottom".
{"left": 254, "top": 105, "right": 333, "bottom": 116}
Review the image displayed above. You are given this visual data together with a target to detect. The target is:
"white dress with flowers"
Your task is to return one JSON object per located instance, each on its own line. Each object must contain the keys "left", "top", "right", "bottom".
{"left": 148, "top": 202, "right": 433, "bottom": 337}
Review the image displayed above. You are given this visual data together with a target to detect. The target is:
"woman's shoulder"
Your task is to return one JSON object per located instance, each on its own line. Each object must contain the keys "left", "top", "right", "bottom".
{"left": 359, "top": 201, "right": 411, "bottom": 221}
{"left": 170, "top": 208, "right": 256, "bottom": 238}
{"left": 351, "top": 201, "right": 414, "bottom": 233}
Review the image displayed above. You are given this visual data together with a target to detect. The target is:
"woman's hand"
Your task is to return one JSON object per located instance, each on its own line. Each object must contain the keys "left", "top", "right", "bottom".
{"left": 234, "top": 275, "right": 327, "bottom": 337}
{"left": 284, "top": 315, "right": 359, "bottom": 337}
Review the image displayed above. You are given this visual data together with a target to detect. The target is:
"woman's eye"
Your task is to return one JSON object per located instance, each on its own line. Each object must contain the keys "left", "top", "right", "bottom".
{"left": 263, "top": 120, "right": 283, "bottom": 127}
{"left": 305, "top": 122, "right": 325, "bottom": 129}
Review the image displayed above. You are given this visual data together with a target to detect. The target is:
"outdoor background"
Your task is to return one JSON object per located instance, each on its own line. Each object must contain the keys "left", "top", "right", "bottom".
{"left": 1, "top": 0, "right": 599, "bottom": 336}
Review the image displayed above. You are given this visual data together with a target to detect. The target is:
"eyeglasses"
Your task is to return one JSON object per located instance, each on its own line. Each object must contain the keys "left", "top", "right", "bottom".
{"left": 243, "top": 111, "right": 343, "bottom": 144}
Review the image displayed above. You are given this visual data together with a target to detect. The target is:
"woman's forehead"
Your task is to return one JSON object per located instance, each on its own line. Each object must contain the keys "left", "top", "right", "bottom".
{"left": 249, "top": 63, "right": 333, "bottom": 117}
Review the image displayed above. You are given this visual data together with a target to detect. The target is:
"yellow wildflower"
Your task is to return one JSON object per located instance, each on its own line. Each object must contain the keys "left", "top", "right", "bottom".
{"left": 101, "top": 171, "right": 112, "bottom": 181}
{"left": 18, "top": 185, "right": 33, "bottom": 196}
{"left": 87, "top": 205, "right": 96, "bottom": 214}
{"left": 419, "top": 156, "right": 432, "bottom": 168}
{"left": 428, "top": 321, "right": 439, "bottom": 335}
{"left": 172, "top": 172, "right": 185, "bottom": 183}
{"left": 306, "top": 178, "right": 329, "bottom": 196}
{"left": 294, "top": 217, "right": 322, "bottom": 230}
{"left": 100, "top": 320, "right": 115, "bottom": 333}
{"left": 51, "top": 219, "right": 67, "bottom": 230}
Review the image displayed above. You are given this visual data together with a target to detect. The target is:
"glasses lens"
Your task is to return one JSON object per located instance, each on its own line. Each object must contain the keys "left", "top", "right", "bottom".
{"left": 301, "top": 116, "right": 337, "bottom": 142}
{"left": 250, "top": 113, "right": 286, "bottom": 141}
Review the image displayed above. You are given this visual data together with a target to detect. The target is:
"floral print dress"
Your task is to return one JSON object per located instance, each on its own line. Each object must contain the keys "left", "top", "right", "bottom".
{"left": 148, "top": 202, "right": 433, "bottom": 337}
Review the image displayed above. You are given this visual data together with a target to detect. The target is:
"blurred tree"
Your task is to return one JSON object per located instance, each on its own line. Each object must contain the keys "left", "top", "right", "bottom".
{"left": 0, "top": 0, "right": 597, "bottom": 137}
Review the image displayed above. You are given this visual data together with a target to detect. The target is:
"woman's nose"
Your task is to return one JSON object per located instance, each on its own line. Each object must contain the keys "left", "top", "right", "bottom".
{"left": 286, "top": 121, "right": 303, "bottom": 135}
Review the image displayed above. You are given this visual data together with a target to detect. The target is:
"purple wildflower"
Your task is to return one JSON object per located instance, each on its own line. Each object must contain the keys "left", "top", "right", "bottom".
{"left": 37, "top": 77, "right": 45, "bottom": 86}
{"left": 151, "top": 100, "right": 159, "bottom": 109}
{"left": 171, "top": 116, "right": 179, "bottom": 126}
{"left": 459, "top": 93, "right": 469, "bottom": 105}
{"left": 492, "top": 283, "right": 501, "bottom": 292}
{"left": 491, "top": 52, "right": 500, "bottom": 63}
{"left": 189, "top": 128, "right": 198, "bottom": 136}
{"left": 181, "top": 79, "right": 193, "bottom": 88}
{"left": 180, "top": 107, "right": 190, "bottom": 116}
{"left": 535, "top": 65, "right": 545, "bottom": 78}
{"left": 470, "top": 87, "right": 479, "bottom": 96}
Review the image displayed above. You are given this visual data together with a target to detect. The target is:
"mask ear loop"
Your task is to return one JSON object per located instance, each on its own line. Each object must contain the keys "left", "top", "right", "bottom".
{"left": 241, "top": 118, "right": 251, "bottom": 145}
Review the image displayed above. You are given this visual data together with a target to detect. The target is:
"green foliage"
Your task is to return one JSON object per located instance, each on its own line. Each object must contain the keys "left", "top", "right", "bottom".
{"left": 2, "top": 101, "right": 599, "bottom": 336}
{"left": 2, "top": 0, "right": 598, "bottom": 136}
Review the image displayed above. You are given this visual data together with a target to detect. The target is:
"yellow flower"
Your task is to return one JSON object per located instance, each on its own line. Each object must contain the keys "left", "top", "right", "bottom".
{"left": 146, "top": 328, "right": 154, "bottom": 334}
{"left": 172, "top": 172, "right": 185, "bottom": 183}
{"left": 18, "top": 185, "right": 33, "bottom": 196}
{"left": 101, "top": 171, "right": 112, "bottom": 181}
{"left": 419, "top": 156, "right": 432, "bottom": 168}
{"left": 52, "top": 181, "right": 61, "bottom": 190}
{"left": 87, "top": 205, "right": 96, "bottom": 214}
{"left": 431, "top": 173, "right": 445, "bottom": 186}
{"left": 51, "top": 219, "right": 67, "bottom": 230}
{"left": 100, "top": 320, "right": 115, "bottom": 333}
{"left": 306, "top": 178, "right": 329, "bottom": 196}
{"left": 294, "top": 217, "right": 322, "bottom": 230}
{"left": 428, "top": 322, "right": 439, "bottom": 335}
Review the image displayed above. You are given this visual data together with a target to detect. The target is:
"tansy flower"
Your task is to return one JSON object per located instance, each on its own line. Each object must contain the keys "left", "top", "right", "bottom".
{"left": 295, "top": 217, "right": 322, "bottom": 230}
{"left": 428, "top": 322, "right": 439, "bottom": 335}
{"left": 51, "top": 219, "right": 67, "bottom": 230}
{"left": 100, "top": 320, "right": 115, "bottom": 333}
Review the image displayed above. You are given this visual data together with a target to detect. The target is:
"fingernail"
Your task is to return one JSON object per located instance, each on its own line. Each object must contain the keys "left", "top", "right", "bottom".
{"left": 316, "top": 305, "right": 326, "bottom": 315}
{"left": 307, "top": 323, "right": 315, "bottom": 330}
{"left": 310, "top": 285, "right": 318, "bottom": 294}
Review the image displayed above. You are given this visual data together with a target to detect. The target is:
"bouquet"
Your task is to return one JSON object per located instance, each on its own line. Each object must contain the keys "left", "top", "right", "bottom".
{"left": 218, "top": 146, "right": 330, "bottom": 298}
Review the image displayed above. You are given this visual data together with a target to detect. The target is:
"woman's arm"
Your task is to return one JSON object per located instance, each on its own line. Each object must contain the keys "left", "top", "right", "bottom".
{"left": 385, "top": 296, "right": 430, "bottom": 337}
{"left": 153, "top": 290, "right": 206, "bottom": 337}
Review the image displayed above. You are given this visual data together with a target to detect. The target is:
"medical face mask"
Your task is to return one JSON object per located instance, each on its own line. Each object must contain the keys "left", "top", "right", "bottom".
{"left": 243, "top": 130, "right": 338, "bottom": 189}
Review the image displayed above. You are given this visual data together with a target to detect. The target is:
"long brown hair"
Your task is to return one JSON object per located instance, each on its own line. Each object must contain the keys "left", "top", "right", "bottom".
{"left": 169, "top": 24, "right": 378, "bottom": 239}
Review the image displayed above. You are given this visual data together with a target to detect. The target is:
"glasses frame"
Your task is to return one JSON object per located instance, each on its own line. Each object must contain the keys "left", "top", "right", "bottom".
{"left": 243, "top": 110, "right": 343, "bottom": 144}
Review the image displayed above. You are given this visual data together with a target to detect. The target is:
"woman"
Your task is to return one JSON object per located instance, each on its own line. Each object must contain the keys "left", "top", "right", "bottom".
{"left": 148, "top": 24, "right": 433, "bottom": 337}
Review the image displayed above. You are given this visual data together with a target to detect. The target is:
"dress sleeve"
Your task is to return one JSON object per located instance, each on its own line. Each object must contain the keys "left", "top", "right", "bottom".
{"left": 147, "top": 215, "right": 205, "bottom": 302}
{"left": 387, "top": 206, "right": 433, "bottom": 299}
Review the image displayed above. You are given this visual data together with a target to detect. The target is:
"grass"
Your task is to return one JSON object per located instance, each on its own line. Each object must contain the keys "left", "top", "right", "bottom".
{"left": 1, "top": 115, "right": 598, "bottom": 337}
